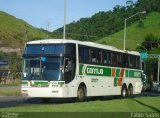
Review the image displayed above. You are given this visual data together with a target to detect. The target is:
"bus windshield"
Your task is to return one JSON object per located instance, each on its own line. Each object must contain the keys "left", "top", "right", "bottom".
{"left": 23, "top": 57, "right": 63, "bottom": 81}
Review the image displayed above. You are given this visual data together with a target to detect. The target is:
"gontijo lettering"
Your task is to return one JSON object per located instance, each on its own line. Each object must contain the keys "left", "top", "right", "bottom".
{"left": 87, "top": 67, "right": 103, "bottom": 75}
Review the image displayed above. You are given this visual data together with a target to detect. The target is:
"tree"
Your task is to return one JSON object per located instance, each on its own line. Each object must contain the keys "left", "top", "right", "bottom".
{"left": 141, "top": 34, "right": 160, "bottom": 51}
{"left": 52, "top": 0, "right": 160, "bottom": 42}
{"left": 137, "top": 20, "right": 144, "bottom": 28}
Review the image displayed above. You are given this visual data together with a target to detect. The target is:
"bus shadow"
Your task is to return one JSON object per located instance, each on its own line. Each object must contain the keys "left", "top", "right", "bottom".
{"left": 131, "top": 97, "right": 160, "bottom": 112}
{"left": 25, "top": 96, "right": 115, "bottom": 105}
{"left": 0, "top": 96, "right": 111, "bottom": 108}
{"left": 25, "top": 98, "right": 76, "bottom": 104}
{"left": 0, "top": 97, "right": 75, "bottom": 108}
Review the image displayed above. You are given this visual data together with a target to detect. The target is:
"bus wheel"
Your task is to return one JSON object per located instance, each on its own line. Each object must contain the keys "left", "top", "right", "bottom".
{"left": 121, "top": 85, "right": 127, "bottom": 98}
{"left": 128, "top": 85, "right": 133, "bottom": 97}
{"left": 77, "top": 86, "right": 86, "bottom": 102}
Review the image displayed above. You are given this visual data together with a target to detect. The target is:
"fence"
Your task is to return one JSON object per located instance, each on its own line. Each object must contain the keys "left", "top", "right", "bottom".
{"left": 0, "top": 71, "right": 21, "bottom": 84}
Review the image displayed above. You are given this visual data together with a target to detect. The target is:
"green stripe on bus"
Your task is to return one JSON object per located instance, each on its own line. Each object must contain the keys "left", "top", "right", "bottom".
{"left": 21, "top": 81, "right": 28, "bottom": 85}
{"left": 125, "top": 70, "right": 141, "bottom": 78}
{"left": 58, "top": 82, "right": 65, "bottom": 85}
{"left": 79, "top": 64, "right": 83, "bottom": 75}
{"left": 79, "top": 64, "right": 111, "bottom": 76}
{"left": 116, "top": 69, "right": 120, "bottom": 77}
{"left": 114, "top": 78, "right": 118, "bottom": 86}
{"left": 80, "top": 64, "right": 141, "bottom": 78}
{"left": 30, "top": 81, "right": 49, "bottom": 87}
{"left": 33, "top": 81, "right": 49, "bottom": 85}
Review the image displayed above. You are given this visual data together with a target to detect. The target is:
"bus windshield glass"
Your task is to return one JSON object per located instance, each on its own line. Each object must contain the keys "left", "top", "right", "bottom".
{"left": 25, "top": 44, "right": 65, "bottom": 54}
{"left": 23, "top": 57, "right": 62, "bottom": 81}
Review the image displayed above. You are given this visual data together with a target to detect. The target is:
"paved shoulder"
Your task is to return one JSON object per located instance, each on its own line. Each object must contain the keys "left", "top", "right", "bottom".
{"left": 0, "top": 86, "right": 20, "bottom": 91}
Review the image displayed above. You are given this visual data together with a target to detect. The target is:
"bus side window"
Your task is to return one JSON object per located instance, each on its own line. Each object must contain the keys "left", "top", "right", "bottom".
{"left": 136, "top": 57, "right": 140, "bottom": 69}
{"left": 126, "top": 55, "right": 129, "bottom": 67}
{"left": 64, "top": 57, "right": 75, "bottom": 84}
{"left": 112, "top": 53, "right": 117, "bottom": 66}
{"left": 64, "top": 58, "right": 72, "bottom": 72}
{"left": 103, "top": 51, "right": 107, "bottom": 64}
{"left": 106, "top": 51, "right": 111, "bottom": 65}
{"left": 117, "top": 54, "right": 121, "bottom": 67}
{"left": 79, "top": 46, "right": 89, "bottom": 64}
{"left": 128, "top": 55, "right": 133, "bottom": 68}
{"left": 123, "top": 54, "right": 129, "bottom": 68}
{"left": 89, "top": 48, "right": 97, "bottom": 63}
{"left": 132, "top": 56, "right": 136, "bottom": 69}
{"left": 85, "top": 48, "right": 89, "bottom": 63}
{"left": 66, "top": 44, "right": 76, "bottom": 56}
{"left": 97, "top": 50, "right": 103, "bottom": 64}
{"left": 122, "top": 54, "right": 126, "bottom": 68}
{"left": 79, "top": 47, "right": 83, "bottom": 63}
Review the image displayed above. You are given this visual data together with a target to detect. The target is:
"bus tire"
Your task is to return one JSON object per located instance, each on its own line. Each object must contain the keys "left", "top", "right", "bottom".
{"left": 121, "top": 85, "right": 127, "bottom": 98}
{"left": 77, "top": 86, "right": 86, "bottom": 102}
{"left": 128, "top": 85, "right": 133, "bottom": 97}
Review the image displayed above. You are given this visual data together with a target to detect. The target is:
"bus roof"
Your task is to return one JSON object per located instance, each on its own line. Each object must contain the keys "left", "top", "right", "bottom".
{"left": 26, "top": 39, "right": 140, "bottom": 56}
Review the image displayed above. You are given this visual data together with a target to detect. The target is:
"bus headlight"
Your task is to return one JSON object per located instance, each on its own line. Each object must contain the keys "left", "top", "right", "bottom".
{"left": 21, "top": 90, "right": 28, "bottom": 96}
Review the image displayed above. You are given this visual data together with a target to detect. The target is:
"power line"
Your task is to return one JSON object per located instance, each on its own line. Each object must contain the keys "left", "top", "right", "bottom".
{"left": 54, "top": 31, "right": 97, "bottom": 38}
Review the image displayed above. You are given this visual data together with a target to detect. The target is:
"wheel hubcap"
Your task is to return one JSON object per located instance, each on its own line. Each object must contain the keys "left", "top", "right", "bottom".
{"left": 78, "top": 88, "right": 84, "bottom": 99}
{"left": 123, "top": 89, "right": 126, "bottom": 97}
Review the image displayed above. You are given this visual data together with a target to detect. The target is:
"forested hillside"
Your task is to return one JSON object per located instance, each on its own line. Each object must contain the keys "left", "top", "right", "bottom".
{"left": 0, "top": 0, "right": 160, "bottom": 49}
{"left": 52, "top": 0, "right": 160, "bottom": 42}
{"left": 97, "top": 12, "right": 160, "bottom": 50}
{"left": 0, "top": 11, "right": 48, "bottom": 48}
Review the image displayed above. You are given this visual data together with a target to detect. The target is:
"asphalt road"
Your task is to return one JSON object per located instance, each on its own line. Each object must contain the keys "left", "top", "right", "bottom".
{"left": 0, "top": 96, "right": 24, "bottom": 108}
{"left": 0, "top": 91, "right": 160, "bottom": 108}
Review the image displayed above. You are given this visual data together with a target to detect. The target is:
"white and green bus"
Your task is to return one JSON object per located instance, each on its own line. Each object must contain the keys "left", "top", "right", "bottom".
{"left": 22, "top": 39, "right": 143, "bottom": 101}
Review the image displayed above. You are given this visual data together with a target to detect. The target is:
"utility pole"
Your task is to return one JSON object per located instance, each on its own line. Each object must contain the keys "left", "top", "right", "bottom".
{"left": 158, "top": 57, "right": 160, "bottom": 83}
{"left": 63, "top": 0, "right": 66, "bottom": 39}
{"left": 124, "top": 18, "right": 127, "bottom": 51}
{"left": 123, "top": 11, "right": 146, "bottom": 51}
{"left": 46, "top": 20, "right": 50, "bottom": 38}
{"left": 24, "top": 25, "right": 29, "bottom": 44}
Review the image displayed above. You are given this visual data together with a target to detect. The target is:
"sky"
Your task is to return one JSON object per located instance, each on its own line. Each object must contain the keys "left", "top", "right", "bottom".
{"left": 0, "top": 0, "right": 136, "bottom": 31}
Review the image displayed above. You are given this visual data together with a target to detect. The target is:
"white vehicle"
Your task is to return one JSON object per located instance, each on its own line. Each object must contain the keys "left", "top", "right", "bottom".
{"left": 21, "top": 39, "right": 143, "bottom": 101}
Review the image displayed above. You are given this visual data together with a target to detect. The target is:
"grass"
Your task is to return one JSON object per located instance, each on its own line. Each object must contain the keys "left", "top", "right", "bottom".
{"left": 0, "top": 90, "right": 20, "bottom": 96}
{"left": 0, "top": 79, "right": 21, "bottom": 96}
{"left": 97, "top": 12, "right": 160, "bottom": 50}
{"left": 0, "top": 96, "right": 159, "bottom": 112}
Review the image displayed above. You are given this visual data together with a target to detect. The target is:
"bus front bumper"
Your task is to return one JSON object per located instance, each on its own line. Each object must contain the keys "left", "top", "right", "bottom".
{"left": 21, "top": 87, "right": 65, "bottom": 98}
